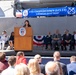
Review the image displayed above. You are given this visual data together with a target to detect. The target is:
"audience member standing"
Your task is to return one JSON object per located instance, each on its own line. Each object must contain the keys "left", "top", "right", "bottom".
{"left": 67, "top": 56, "right": 76, "bottom": 75}
{"left": 0, "top": 52, "right": 9, "bottom": 73}
{"left": 1, "top": 56, "right": 16, "bottom": 75}
{"left": 15, "top": 51, "right": 27, "bottom": 65}
{"left": 28, "top": 59, "right": 44, "bottom": 75}
{"left": 53, "top": 51, "right": 68, "bottom": 75}
{"left": 34, "top": 54, "right": 45, "bottom": 75}
{"left": 45, "top": 61, "right": 62, "bottom": 75}
{"left": 15, "top": 63, "right": 30, "bottom": 75}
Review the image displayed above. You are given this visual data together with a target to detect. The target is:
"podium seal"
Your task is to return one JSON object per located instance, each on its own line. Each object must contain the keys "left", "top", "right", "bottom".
{"left": 19, "top": 27, "right": 26, "bottom": 36}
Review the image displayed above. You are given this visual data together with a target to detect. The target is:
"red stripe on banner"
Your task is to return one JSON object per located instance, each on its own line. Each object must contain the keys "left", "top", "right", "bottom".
{"left": 33, "top": 39, "right": 44, "bottom": 46}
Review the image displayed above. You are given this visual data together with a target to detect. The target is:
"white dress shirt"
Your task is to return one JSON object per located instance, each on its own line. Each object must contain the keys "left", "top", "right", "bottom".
{"left": 1, "top": 66, "right": 15, "bottom": 75}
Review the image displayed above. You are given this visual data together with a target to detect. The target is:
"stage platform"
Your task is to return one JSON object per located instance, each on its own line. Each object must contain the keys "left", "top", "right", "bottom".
{"left": 0, "top": 49, "right": 76, "bottom": 57}
{"left": 0, "top": 46, "right": 76, "bottom": 57}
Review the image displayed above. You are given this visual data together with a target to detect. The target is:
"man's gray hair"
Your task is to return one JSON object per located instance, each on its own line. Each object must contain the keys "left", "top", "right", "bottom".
{"left": 45, "top": 61, "right": 60, "bottom": 75}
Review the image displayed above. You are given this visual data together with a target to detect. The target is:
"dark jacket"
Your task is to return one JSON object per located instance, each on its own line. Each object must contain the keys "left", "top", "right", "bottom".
{"left": 63, "top": 34, "right": 72, "bottom": 41}
{"left": 39, "top": 63, "right": 45, "bottom": 75}
{"left": 44, "top": 35, "right": 52, "bottom": 44}
{"left": 55, "top": 60, "right": 68, "bottom": 75}
{"left": 23, "top": 24, "right": 31, "bottom": 27}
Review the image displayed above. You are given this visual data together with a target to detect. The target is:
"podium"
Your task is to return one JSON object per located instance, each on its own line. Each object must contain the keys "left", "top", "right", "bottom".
{"left": 14, "top": 27, "right": 33, "bottom": 51}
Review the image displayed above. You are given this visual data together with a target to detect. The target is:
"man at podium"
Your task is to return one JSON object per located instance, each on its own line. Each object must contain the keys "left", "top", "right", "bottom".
{"left": 23, "top": 20, "right": 31, "bottom": 27}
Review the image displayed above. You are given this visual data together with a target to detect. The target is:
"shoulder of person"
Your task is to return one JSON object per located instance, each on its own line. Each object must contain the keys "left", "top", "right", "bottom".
{"left": 59, "top": 62, "right": 66, "bottom": 67}
{"left": 60, "top": 62, "right": 66, "bottom": 65}
{"left": 67, "top": 63, "right": 75, "bottom": 67}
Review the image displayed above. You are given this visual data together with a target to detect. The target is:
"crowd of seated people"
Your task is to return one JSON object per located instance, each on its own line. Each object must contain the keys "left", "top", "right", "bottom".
{"left": 6, "top": 32, "right": 14, "bottom": 50}
{"left": 0, "top": 31, "right": 14, "bottom": 50}
{"left": 0, "top": 29, "right": 76, "bottom": 51}
{"left": 0, "top": 21, "right": 75, "bottom": 51}
{"left": 0, "top": 20, "right": 31, "bottom": 50}
{"left": 0, "top": 51, "right": 76, "bottom": 75}
{"left": 44, "top": 29, "right": 76, "bottom": 50}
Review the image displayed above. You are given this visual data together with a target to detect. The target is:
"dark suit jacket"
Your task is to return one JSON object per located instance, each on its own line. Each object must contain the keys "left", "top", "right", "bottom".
{"left": 67, "top": 62, "right": 76, "bottom": 75}
{"left": 45, "top": 35, "right": 52, "bottom": 44}
{"left": 63, "top": 34, "right": 72, "bottom": 41}
{"left": 71, "top": 35, "right": 75, "bottom": 43}
{"left": 39, "top": 63, "right": 45, "bottom": 75}
{"left": 23, "top": 24, "right": 31, "bottom": 27}
{"left": 60, "top": 62, "right": 68, "bottom": 75}
{"left": 56, "top": 60, "right": 68, "bottom": 75}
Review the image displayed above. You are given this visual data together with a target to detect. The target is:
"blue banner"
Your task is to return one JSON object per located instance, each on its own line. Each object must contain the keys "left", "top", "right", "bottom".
{"left": 17, "top": 6, "right": 76, "bottom": 18}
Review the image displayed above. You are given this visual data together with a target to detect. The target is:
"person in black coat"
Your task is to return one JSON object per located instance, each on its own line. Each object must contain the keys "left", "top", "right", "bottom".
{"left": 53, "top": 51, "right": 68, "bottom": 75}
{"left": 45, "top": 32, "right": 52, "bottom": 50}
{"left": 71, "top": 31, "right": 76, "bottom": 50}
{"left": 9, "top": 32, "right": 14, "bottom": 44}
{"left": 62, "top": 29, "right": 72, "bottom": 50}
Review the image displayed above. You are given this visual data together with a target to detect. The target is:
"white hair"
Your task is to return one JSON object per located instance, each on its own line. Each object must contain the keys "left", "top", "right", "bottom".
{"left": 45, "top": 61, "right": 60, "bottom": 75}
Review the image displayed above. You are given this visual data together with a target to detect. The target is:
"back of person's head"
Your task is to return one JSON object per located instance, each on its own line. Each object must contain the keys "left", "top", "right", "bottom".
{"left": 70, "top": 56, "right": 76, "bottom": 63}
{"left": 0, "top": 52, "right": 6, "bottom": 61}
{"left": 8, "top": 56, "right": 16, "bottom": 66}
{"left": 34, "top": 54, "right": 42, "bottom": 63}
{"left": 53, "top": 51, "right": 61, "bottom": 61}
{"left": 28, "top": 59, "right": 41, "bottom": 74}
{"left": 45, "top": 61, "right": 60, "bottom": 75}
{"left": 15, "top": 63, "right": 30, "bottom": 75}
{"left": 16, "top": 51, "right": 24, "bottom": 57}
